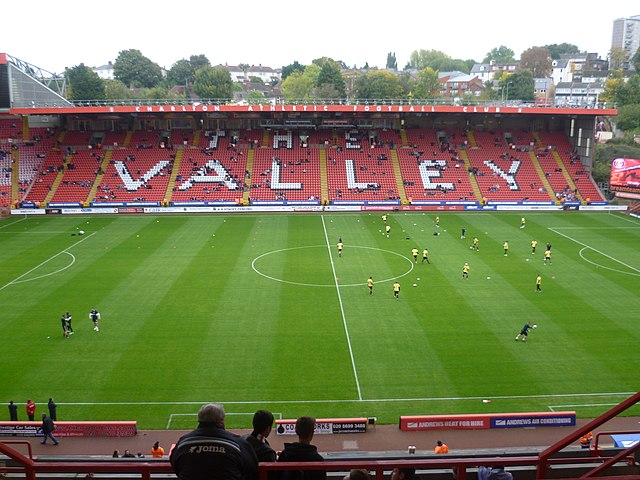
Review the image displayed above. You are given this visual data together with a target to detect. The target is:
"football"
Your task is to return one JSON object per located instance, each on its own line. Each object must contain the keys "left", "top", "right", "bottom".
{"left": 533, "top": 324, "right": 538, "bottom": 328}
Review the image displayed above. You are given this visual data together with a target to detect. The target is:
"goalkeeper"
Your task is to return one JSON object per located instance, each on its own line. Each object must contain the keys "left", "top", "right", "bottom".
{"left": 515, "top": 321, "right": 536, "bottom": 342}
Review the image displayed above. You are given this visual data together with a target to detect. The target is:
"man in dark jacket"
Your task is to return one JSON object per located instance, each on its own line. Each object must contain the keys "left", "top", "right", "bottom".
{"left": 277, "top": 416, "right": 326, "bottom": 480}
{"left": 40, "top": 413, "right": 59, "bottom": 445}
{"left": 391, "top": 468, "right": 421, "bottom": 480}
{"left": 245, "top": 410, "right": 276, "bottom": 462}
{"left": 477, "top": 466, "right": 513, "bottom": 480}
{"left": 47, "top": 398, "right": 57, "bottom": 421}
{"left": 8, "top": 401, "right": 18, "bottom": 421}
{"left": 245, "top": 410, "right": 277, "bottom": 480}
{"left": 170, "top": 403, "right": 258, "bottom": 480}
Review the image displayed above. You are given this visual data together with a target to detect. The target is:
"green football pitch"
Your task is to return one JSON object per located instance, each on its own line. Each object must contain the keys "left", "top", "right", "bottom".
{"left": 1, "top": 212, "right": 639, "bottom": 429}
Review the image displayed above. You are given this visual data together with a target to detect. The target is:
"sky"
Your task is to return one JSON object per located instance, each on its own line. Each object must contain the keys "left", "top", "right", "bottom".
{"left": 2, "top": 0, "right": 636, "bottom": 74}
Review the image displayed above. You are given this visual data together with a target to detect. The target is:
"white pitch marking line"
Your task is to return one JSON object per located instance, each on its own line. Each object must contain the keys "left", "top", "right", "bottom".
{"left": 610, "top": 211, "right": 640, "bottom": 225}
{"left": 548, "top": 403, "right": 619, "bottom": 412}
{"left": 0, "top": 232, "right": 96, "bottom": 292}
{"left": 549, "top": 226, "right": 640, "bottom": 230}
{"left": 578, "top": 247, "right": 640, "bottom": 277}
{"left": 0, "top": 216, "right": 28, "bottom": 229}
{"left": 549, "top": 227, "right": 640, "bottom": 274}
{"left": 54, "top": 391, "right": 636, "bottom": 407}
{"left": 0, "top": 231, "right": 79, "bottom": 234}
{"left": 251, "top": 245, "right": 413, "bottom": 287}
{"left": 11, "top": 252, "right": 76, "bottom": 284}
{"left": 321, "top": 215, "right": 363, "bottom": 402}
{"left": 166, "top": 412, "right": 283, "bottom": 428}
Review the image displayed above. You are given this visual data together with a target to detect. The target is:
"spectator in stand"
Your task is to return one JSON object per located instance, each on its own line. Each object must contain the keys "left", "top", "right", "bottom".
{"left": 8, "top": 401, "right": 18, "bottom": 421}
{"left": 477, "top": 466, "right": 513, "bottom": 480}
{"left": 26, "top": 399, "right": 36, "bottom": 421}
{"left": 122, "top": 450, "right": 135, "bottom": 458}
{"left": 244, "top": 410, "right": 276, "bottom": 463}
{"left": 579, "top": 431, "right": 593, "bottom": 449}
{"left": 151, "top": 441, "right": 165, "bottom": 458}
{"left": 170, "top": 403, "right": 258, "bottom": 480}
{"left": 112, "top": 450, "right": 120, "bottom": 458}
{"left": 277, "top": 416, "right": 326, "bottom": 480}
{"left": 391, "top": 468, "right": 421, "bottom": 480}
{"left": 434, "top": 440, "right": 449, "bottom": 454}
{"left": 344, "top": 469, "right": 372, "bottom": 480}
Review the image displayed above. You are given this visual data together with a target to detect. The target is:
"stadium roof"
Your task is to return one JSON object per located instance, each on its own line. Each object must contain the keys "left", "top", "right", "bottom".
{"left": 0, "top": 53, "right": 71, "bottom": 111}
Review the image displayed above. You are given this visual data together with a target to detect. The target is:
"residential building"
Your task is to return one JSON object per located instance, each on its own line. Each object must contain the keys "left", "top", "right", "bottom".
{"left": 92, "top": 62, "right": 114, "bottom": 80}
{"left": 219, "top": 64, "right": 281, "bottom": 84}
{"left": 439, "top": 72, "right": 484, "bottom": 97}
{"left": 470, "top": 61, "right": 518, "bottom": 83}
{"left": 534, "top": 78, "right": 554, "bottom": 106}
{"left": 551, "top": 53, "right": 607, "bottom": 85}
{"left": 611, "top": 15, "right": 640, "bottom": 69}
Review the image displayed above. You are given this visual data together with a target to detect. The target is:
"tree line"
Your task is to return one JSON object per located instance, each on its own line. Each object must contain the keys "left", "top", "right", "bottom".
{"left": 62, "top": 45, "right": 640, "bottom": 187}
{"left": 65, "top": 43, "right": 592, "bottom": 103}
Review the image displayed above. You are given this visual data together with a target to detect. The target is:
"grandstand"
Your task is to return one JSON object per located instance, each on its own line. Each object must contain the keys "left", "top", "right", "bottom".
{"left": 0, "top": 52, "right": 618, "bottom": 213}
{"left": 0, "top": 123, "right": 611, "bottom": 209}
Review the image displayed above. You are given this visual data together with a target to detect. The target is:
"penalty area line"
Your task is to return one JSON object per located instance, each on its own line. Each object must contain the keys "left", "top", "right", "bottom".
{"left": 548, "top": 227, "right": 640, "bottom": 274}
{"left": 0, "top": 216, "right": 28, "bottom": 230}
{"left": 0, "top": 232, "right": 96, "bottom": 293}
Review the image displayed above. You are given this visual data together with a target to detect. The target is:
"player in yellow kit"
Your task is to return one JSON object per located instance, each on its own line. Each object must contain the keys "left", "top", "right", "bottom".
{"left": 503, "top": 241, "right": 509, "bottom": 256}
{"left": 393, "top": 281, "right": 400, "bottom": 299}
{"left": 544, "top": 249, "right": 552, "bottom": 265}
{"left": 531, "top": 239, "right": 538, "bottom": 254}
{"left": 367, "top": 277, "right": 374, "bottom": 295}
{"left": 471, "top": 237, "right": 479, "bottom": 251}
{"left": 337, "top": 241, "right": 344, "bottom": 257}
{"left": 422, "top": 248, "right": 430, "bottom": 264}
{"left": 385, "top": 224, "right": 391, "bottom": 237}
{"left": 462, "top": 262, "right": 470, "bottom": 279}
{"left": 411, "top": 248, "right": 419, "bottom": 263}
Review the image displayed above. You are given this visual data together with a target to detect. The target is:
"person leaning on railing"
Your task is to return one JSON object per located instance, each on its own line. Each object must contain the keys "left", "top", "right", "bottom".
{"left": 277, "top": 416, "right": 326, "bottom": 480}
{"left": 434, "top": 440, "right": 449, "bottom": 454}
{"left": 170, "top": 403, "right": 258, "bottom": 480}
{"left": 151, "top": 441, "right": 164, "bottom": 458}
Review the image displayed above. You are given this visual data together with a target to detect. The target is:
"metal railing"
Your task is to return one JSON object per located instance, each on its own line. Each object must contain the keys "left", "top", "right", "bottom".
{"left": 537, "top": 391, "right": 640, "bottom": 479}
{"left": 1, "top": 393, "right": 638, "bottom": 480}
{"left": 16, "top": 97, "right": 615, "bottom": 110}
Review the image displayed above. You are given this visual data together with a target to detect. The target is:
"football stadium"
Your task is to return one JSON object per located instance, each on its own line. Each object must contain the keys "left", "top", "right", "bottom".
{"left": 1, "top": 51, "right": 640, "bottom": 479}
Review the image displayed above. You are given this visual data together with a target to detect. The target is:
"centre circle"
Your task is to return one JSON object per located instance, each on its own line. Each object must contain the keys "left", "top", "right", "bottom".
{"left": 251, "top": 245, "right": 414, "bottom": 287}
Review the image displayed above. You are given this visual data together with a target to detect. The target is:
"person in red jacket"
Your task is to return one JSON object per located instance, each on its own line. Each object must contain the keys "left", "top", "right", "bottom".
{"left": 26, "top": 399, "right": 36, "bottom": 421}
